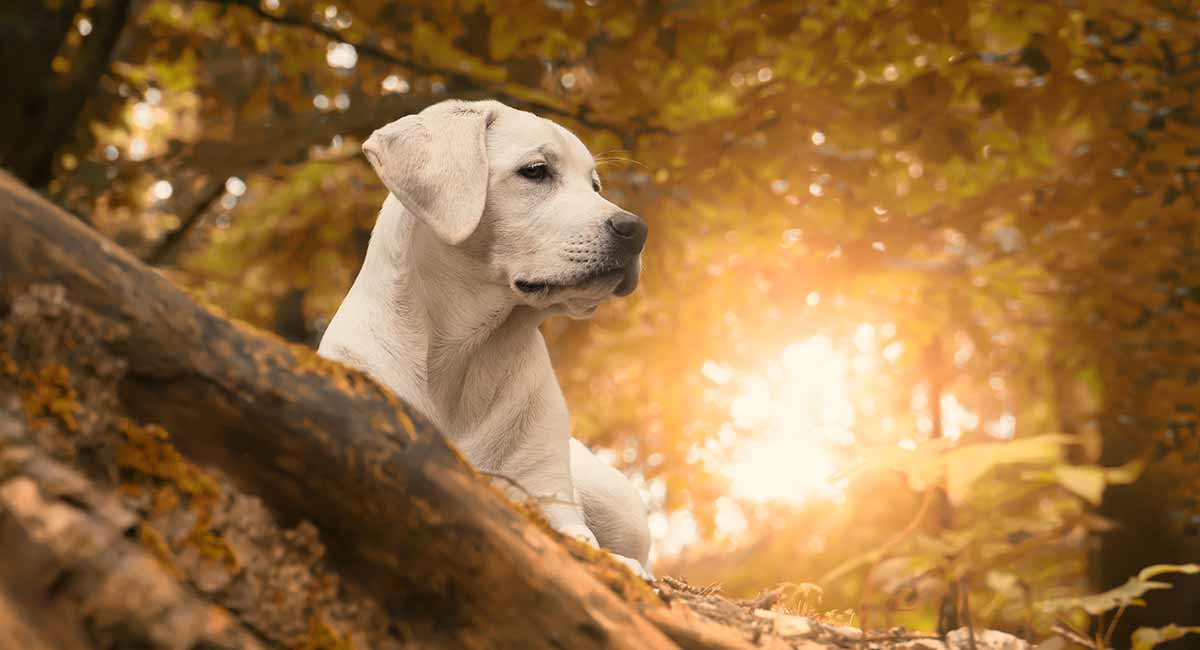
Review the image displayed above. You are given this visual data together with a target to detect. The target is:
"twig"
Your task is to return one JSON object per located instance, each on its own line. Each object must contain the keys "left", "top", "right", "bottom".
{"left": 736, "top": 586, "right": 785, "bottom": 610}
{"left": 145, "top": 180, "right": 225, "bottom": 266}
{"left": 1052, "top": 621, "right": 1098, "bottom": 649}
{"left": 477, "top": 471, "right": 579, "bottom": 509}
{"left": 961, "top": 579, "right": 978, "bottom": 650}
{"left": 1102, "top": 602, "right": 1129, "bottom": 648}
{"left": 477, "top": 471, "right": 534, "bottom": 500}
{"left": 660, "top": 576, "right": 722, "bottom": 596}
{"left": 857, "top": 632, "right": 944, "bottom": 642}
{"left": 812, "top": 624, "right": 944, "bottom": 646}
{"left": 856, "top": 486, "right": 938, "bottom": 630}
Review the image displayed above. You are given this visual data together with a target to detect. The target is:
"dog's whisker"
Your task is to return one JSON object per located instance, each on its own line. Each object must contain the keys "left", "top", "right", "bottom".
{"left": 596, "top": 157, "right": 648, "bottom": 170}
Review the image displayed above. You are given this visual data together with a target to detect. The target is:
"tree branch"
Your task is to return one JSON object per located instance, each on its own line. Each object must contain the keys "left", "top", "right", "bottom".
{"left": 202, "top": 0, "right": 667, "bottom": 140}
{"left": 144, "top": 178, "right": 225, "bottom": 266}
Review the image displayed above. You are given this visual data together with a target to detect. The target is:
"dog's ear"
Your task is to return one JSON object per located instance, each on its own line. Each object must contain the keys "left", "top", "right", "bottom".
{"left": 362, "top": 101, "right": 497, "bottom": 245}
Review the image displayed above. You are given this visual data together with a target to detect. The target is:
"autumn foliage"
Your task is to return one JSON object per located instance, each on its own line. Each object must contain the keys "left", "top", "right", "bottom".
{"left": 3, "top": 0, "right": 1200, "bottom": 648}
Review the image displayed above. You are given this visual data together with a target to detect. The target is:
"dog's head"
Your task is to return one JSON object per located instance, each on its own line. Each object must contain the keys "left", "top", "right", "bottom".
{"left": 362, "top": 99, "right": 646, "bottom": 318}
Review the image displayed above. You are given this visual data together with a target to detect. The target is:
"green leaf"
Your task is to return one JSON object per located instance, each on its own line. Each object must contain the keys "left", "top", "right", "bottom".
{"left": 1039, "top": 565, "right": 1197, "bottom": 616}
{"left": 1038, "top": 578, "right": 1169, "bottom": 615}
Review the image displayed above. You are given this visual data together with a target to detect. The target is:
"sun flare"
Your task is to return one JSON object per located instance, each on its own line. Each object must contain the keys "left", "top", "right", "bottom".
{"left": 719, "top": 336, "right": 857, "bottom": 504}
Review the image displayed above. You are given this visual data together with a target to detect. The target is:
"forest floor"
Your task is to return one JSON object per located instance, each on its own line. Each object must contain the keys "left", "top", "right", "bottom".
{"left": 648, "top": 576, "right": 1028, "bottom": 650}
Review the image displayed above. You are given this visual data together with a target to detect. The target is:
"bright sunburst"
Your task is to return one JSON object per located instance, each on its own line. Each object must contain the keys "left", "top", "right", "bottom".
{"left": 721, "top": 336, "right": 856, "bottom": 504}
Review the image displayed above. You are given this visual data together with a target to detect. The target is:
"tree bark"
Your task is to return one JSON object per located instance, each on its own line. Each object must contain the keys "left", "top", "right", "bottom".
{"left": 0, "top": 441, "right": 265, "bottom": 650}
{"left": 0, "top": 171, "right": 677, "bottom": 649}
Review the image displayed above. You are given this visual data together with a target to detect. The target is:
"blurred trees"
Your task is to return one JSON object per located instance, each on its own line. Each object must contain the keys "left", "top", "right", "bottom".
{"left": 4, "top": 0, "right": 1200, "bottom": 645}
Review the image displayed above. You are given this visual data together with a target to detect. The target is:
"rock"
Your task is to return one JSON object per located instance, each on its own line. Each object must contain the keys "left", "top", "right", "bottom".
{"left": 946, "top": 627, "right": 1031, "bottom": 650}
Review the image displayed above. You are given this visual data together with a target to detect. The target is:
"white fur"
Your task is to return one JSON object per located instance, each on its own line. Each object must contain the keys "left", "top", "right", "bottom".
{"left": 319, "top": 100, "right": 652, "bottom": 577}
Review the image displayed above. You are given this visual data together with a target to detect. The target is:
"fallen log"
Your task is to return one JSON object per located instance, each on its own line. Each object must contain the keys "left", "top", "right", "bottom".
{"left": 0, "top": 171, "right": 675, "bottom": 649}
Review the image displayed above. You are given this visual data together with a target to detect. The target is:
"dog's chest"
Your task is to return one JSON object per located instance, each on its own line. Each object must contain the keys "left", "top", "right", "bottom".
{"left": 424, "top": 343, "right": 568, "bottom": 469}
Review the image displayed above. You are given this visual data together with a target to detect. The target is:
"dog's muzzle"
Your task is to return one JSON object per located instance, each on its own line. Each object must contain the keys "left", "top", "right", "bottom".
{"left": 514, "top": 211, "right": 646, "bottom": 300}
{"left": 612, "top": 263, "right": 640, "bottom": 296}
{"left": 514, "top": 260, "right": 638, "bottom": 297}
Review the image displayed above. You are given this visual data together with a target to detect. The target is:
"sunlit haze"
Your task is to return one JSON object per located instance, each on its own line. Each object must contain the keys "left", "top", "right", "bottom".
{"left": 723, "top": 336, "right": 854, "bottom": 504}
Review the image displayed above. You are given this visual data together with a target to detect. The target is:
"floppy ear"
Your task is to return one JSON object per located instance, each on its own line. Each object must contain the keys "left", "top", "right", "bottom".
{"left": 362, "top": 100, "right": 496, "bottom": 245}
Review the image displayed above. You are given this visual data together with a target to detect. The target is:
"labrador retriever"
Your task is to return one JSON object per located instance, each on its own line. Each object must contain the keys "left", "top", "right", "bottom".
{"left": 318, "top": 99, "right": 653, "bottom": 577}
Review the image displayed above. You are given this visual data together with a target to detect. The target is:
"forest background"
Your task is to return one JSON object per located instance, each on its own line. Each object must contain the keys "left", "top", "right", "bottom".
{"left": 4, "top": 0, "right": 1200, "bottom": 647}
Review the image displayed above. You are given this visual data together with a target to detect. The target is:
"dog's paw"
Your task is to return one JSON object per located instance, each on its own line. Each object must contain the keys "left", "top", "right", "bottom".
{"left": 554, "top": 524, "right": 652, "bottom": 582}
{"left": 609, "top": 552, "right": 655, "bottom": 582}
{"left": 558, "top": 524, "right": 600, "bottom": 548}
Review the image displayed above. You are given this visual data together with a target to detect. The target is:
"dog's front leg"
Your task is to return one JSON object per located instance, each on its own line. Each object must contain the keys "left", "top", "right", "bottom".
{"left": 487, "top": 431, "right": 652, "bottom": 580}
{"left": 531, "top": 484, "right": 652, "bottom": 581}
{"left": 489, "top": 434, "right": 592, "bottom": 539}
{"left": 471, "top": 373, "right": 652, "bottom": 580}
{"left": 504, "top": 465, "right": 654, "bottom": 581}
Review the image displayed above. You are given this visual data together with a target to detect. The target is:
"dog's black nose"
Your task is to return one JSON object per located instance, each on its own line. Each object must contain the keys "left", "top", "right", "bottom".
{"left": 606, "top": 211, "right": 648, "bottom": 254}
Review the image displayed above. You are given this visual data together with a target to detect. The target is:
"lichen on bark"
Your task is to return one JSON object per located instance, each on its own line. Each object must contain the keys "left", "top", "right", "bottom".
{"left": 0, "top": 285, "right": 403, "bottom": 649}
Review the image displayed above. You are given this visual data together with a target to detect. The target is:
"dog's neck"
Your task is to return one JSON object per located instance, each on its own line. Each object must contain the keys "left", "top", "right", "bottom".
{"left": 339, "top": 195, "right": 547, "bottom": 434}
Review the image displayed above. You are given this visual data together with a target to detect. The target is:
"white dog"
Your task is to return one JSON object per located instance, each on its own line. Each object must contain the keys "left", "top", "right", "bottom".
{"left": 318, "top": 99, "right": 653, "bottom": 577}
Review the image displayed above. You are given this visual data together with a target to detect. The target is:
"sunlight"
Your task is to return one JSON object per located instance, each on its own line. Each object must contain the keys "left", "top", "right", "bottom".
{"left": 727, "top": 433, "right": 844, "bottom": 503}
{"left": 721, "top": 336, "right": 855, "bottom": 504}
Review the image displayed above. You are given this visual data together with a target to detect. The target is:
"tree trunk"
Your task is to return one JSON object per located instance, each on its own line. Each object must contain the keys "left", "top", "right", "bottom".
{"left": 0, "top": 0, "right": 132, "bottom": 188}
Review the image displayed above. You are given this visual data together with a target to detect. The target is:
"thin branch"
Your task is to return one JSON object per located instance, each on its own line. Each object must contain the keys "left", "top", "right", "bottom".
{"left": 855, "top": 485, "right": 938, "bottom": 631}
{"left": 961, "top": 580, "right": 978, "bottom": 650}
{"left": 477, "top": 471, "right": 578, "bottom": 509}
{"left": 1102, "top": 601, "right": 1130, "bottom": 648}
{"left": 1052, "top": 620, "right": 1099, "bottom": 649}
{"left": 144, "top": 180, "right": 224, "bottom": 266}
{"left": 477, "top": 470, "right": 534, "bottom": 501}
{"left": 857, "top": 632, "right": 945, "bottom": 642}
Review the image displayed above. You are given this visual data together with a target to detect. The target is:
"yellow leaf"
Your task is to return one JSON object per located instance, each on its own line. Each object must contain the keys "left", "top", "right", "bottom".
{"left": 940, "top": 0, "right": 968, "bottom": 34}
{"left": 911, "top": 11, "right": 944, "bottom": 42}
{"left": 1002, "top": 92, "right": 1035, "bottom": 133}
{"left": 942, "top": 435, "right": 1068, "bottom": 505}
{"left": 1105, "top": 460, "right": 1143, "bottom": 485}
{"left": 489, "top": 15, "right": 522, "bottom": 60}
{"left": 1037, "top": 33, "right": 1072, "bottom": 73}
{"left": 1137, "top": 564, "right": 1200, "bottom": 582}
{"left": 1132, "top": 625, "right": 1200, "bottom": 650}
{"left": 1038, "top": 578, "right": 1170, "bottom": 615}
{"left": 1041, "top": 565, "right": 1200, "bottom": 617}
{"left": 910, "top": 71, "right": 954, "bottom": 111}
{"left": 1054, "top": 465, "right": 1106, "bottom": 504}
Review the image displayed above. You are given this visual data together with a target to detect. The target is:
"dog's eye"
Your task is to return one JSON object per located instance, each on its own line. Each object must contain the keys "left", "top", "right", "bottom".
{"left": 518, "top": 163, "right": 549, "bottom": 181}
{"left": 592, "top": 180, "right": 601, "bottom": 193}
